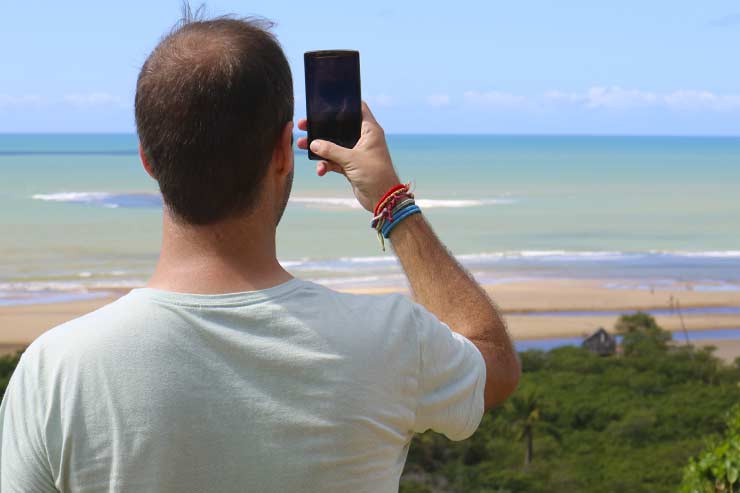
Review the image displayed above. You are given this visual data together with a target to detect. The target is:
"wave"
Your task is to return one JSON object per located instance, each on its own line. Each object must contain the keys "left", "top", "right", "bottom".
{"left": 662, "top": 250, "right": 740, "bottom": 258}
{"left": 461, "top": 250, "right": 740, "bottom": 263}
{"left": 0, "top": 291, "right": 112, "bottom": 307}
{"left": 32, "top": 192, "right": 161, "bottom": 208}
{"left": 0, "top": 279, "right": 137, "bottom": 307}
{"left": 275, "top": 250, "right": 740, "bottom": 276}
{"left": 34, "top": 192, "right": 114, "bottom": 203}
{"left": 0, "top": 279, "right": 146, "bottom": 293}
{"left": 32, "top": 192, "right": 517, "bottom": 210}
{"left": 291, "top": 197, "right": 516, "bottom": 209}
{"left": 3, "top": 249, "right": 740, "bottom": 306}
{"left": 457, "top": 251, "right": 630, "bottom": 262}
{"left": 289, "top": 250, "right": 740, "bottom": 266}
{"left": 7, "top": 251, "right": 736, "bottom": 282}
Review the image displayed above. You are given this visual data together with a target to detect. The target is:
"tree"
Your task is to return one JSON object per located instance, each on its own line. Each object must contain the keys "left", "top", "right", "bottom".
{"left": 402, "top": 336, "right": 740, "bottom": 493}
{"left": 506, "top": 389, "right": 560, "bottom": 467}
{"left": 615, "top": 312, "right": 672, "bottom": 357}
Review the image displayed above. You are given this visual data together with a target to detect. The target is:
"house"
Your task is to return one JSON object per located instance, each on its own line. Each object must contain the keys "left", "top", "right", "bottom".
{"left": 582, "top": 327, "right": 617, "bottom": 356}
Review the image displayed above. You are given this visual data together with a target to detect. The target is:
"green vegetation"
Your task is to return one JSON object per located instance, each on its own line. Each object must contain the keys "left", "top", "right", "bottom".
{"left": 0, "top": 350, "right": 23, "bottom": 401}
{"left": 681, "top": 405, "right": 740, "bottom": 493}
{"left": 401, "top": 313, "right": 740, "bottom": 493}
{"left": 0, "top": 315, "right": 738, "bottom": 492}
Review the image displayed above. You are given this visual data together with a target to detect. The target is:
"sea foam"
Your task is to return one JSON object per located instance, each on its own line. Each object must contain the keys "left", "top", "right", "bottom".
{"left": 33, "top": 192, "right": 517, "bottom": 210}
{"left": 32, "top": 192, "right": 161, "bottom": 208}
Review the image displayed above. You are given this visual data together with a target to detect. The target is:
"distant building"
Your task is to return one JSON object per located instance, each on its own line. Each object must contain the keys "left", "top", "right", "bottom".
{"left": 582, "top": 328, "right": 617, "bottom": 356}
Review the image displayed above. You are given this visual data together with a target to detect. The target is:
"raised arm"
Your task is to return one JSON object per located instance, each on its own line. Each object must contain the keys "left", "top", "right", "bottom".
{"left": 388, "top": 214, "right": 520, "bottom": 409}
{"left": 296, "top": 103, "right": 520, "bottom": 410}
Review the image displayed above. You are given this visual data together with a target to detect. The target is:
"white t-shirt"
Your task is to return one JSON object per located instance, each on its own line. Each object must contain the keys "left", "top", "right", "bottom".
{"left": 0, "top": 278, "right": 486, "bottom": 492}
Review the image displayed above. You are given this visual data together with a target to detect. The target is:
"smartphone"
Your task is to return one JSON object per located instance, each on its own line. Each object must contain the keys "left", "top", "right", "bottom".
{"left": 304, "top": 50, "right": 362, "bottom": 160}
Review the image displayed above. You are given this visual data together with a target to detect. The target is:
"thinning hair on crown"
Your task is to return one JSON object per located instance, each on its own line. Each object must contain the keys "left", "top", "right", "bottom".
{"left": 134, "top": 2, "right": 294, "bottom": 224}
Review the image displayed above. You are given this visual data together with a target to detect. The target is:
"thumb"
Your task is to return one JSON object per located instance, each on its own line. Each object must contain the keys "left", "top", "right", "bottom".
{"left": 310, "top": 139, "right": 352, "bottom": 166}
{"left": 361, "top": 101, "right": 379, "bottom": 125}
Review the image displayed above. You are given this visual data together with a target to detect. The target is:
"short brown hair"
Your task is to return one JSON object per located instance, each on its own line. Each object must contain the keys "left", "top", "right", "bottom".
{"left": 135, "top": 13, "right": 293, "bottom": 224}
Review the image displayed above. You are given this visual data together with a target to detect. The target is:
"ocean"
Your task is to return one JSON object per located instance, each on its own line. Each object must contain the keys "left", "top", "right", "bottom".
{"left": 1, "top": 134, "right": 739, "bottom": 305}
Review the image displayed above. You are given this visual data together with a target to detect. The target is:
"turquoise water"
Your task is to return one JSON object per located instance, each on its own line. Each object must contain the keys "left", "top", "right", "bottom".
{"left": 516, "top": 328, "right": 740, "bottom": 352}
{"left": 1, "top": 134, "right": 739, "bottom": 303}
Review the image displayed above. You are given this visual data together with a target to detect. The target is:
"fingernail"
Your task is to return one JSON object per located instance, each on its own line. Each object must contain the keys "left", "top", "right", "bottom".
{"left": 310, "top": 141, "right": 321, "bottom": 152}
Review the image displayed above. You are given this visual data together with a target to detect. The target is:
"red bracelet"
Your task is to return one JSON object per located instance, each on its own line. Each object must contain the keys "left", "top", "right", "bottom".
{"left": 373, "top": 184, "right": 406, "bottom": 215}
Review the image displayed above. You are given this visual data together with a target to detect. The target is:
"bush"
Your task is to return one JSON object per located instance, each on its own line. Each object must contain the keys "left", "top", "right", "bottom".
{"left": 681, "top": 405, "right": 740, "bottom": 493}
{"left": 616, "top": 312, "right": 672, "bottom": 357}
{"left": 0, "top": 350, "right": 23, "bottom": 400}
{"left": 403, "top": 316, "right": 740, "bottom": 493}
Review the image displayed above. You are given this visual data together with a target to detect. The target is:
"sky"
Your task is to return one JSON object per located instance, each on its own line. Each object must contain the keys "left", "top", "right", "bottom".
{"left": 1, "top": 1, "right": 739, "bottom": 135}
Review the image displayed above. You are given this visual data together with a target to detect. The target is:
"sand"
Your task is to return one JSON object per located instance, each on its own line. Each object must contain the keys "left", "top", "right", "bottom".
{"left": 692, "top": 339, "right": 740, "bottom": 364}
{"left": 1, "top": 279, "right": 739, "bottom": 359}
{"left": 0, "top": 296, "right": 123, "bottom": 354}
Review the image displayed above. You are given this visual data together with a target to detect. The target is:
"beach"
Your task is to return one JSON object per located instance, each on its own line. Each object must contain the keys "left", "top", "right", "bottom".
{"left": 1, "top": 134, "right": 739, "bottom": 362}
{"left": 2, "top": 278, "right": 738, "bottom": 362}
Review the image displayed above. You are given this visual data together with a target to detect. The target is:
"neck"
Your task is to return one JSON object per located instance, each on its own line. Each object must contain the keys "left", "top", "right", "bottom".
{"left": 147, "top": 208, "right": 292, "bottom": 294}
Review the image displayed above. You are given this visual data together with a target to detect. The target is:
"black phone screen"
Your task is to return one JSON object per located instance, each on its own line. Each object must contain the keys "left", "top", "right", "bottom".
{"left": 304, "top": 50, "right": 361, "bottom": 160}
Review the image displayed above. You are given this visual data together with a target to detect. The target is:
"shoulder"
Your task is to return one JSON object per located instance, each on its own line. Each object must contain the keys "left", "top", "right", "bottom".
{"left": 297, "top": 280, "right": 420, "bottom": 320}
{"left": 24, "top": 292, "right": 146, "bottom": 367}
{"left": 294, "top": 280, "right": 425, "bottom": 352}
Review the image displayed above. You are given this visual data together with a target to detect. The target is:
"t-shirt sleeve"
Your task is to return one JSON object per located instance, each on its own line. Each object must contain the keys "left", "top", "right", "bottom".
{"left": 410, "top": 302, "right": 487, "bottom": 441}
{"left": 0, "top": 352, "right": 58, "bottom": 492}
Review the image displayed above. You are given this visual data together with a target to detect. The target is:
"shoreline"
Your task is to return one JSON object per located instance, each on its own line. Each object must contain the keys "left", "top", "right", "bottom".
{"left": 1, "top": 279, "right": 739, "bottom": 359}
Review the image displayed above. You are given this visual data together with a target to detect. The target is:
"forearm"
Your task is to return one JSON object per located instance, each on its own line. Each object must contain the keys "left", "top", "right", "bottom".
{"left": 389, "top": 213, "right": 520, "bottom": 408}
{"left": 298, "top": 104, "right": 520, "bottom": 408}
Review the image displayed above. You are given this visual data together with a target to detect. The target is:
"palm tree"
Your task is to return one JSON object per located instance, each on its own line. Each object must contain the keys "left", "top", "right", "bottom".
{"left": 507, "top": 390, "right": 560, "bottom": 467}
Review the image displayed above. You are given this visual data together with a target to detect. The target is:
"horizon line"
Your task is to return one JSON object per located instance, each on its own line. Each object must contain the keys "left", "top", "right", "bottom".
{"left": 1, "top": 132, "right": 739, "bottom": 138}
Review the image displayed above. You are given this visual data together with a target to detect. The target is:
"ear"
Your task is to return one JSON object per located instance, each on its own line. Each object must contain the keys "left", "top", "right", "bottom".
{"left": 139, "top": 144, "right": 156, "bottom": 180}
{"left": 272, "top": 121, "right": 294, "bottom": 178}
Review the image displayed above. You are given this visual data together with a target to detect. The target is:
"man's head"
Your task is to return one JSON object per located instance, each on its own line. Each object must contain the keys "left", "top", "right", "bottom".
{"left": 135, "top": 14, "right": 294, "bottom": 226}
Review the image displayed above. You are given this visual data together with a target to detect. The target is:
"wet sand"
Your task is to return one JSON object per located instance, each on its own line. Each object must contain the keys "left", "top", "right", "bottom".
{"left": 1, "top": 279, "right": 739, "bottom": 360}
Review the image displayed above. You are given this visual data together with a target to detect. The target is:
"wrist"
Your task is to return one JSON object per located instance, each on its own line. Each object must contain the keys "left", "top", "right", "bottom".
{"left": 369, "top": 175, "right": 403, "bottom": 210}
{"left": 381, "top": 204, "right": 421, "bottom": 235}
{"left": 371, "top": 183, "right": 404, "bottom": 215}
{"left": 369, "top": 181, "right": 420, "bottom": 251}
{"left": 385, "top": 207, "right": 423, "bottom": 240}
{"left": 388, "top": 214, "right": 425, "bottom": 240}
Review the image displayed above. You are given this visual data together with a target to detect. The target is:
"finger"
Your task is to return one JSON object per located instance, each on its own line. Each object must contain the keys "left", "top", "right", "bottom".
{"left": 309, "top": 139, "right": 352, "bottom": 166}
{"left": 297, "top": 118, "right": 308, "bottom": 131}
{"left": 361, "top": 101, "right": 378, "bottom": 125}
{"left": 325, "top": 161, "right": 346, "bottom": 175}
{"left": 317, "top": 160, "right": 346, "bottom": 176}
{"left": 296, "top": 136, "right": 308, "bottom": 149}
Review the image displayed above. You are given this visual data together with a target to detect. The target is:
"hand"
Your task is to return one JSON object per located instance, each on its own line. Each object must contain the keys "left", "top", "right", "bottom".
{"left": 296, "top": 101, "right": 401, "bottom": 212}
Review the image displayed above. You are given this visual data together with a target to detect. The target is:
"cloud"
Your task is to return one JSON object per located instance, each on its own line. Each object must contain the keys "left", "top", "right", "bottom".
{"left": 545, "top": 87, "right": 659, "bottom": 109}
{"left": 463, "top": 91, "right": 528, "bottom": 108}
{"left": 544, "top": 87, "right": 740, "bottom": 111}
{"left": 427, "top": 94, "right": 450, "bottom": 107}
{"left": 0, "top": 94, "right": 44, "bottom": 108}
{"left": 63, "top": 92, "right": 124, "bottom": 107}
{"left": 708, "top": 13, "right": 740, "bottom": 27}
{"left": 1, "top": 92, "right": 129, "bottom": 110}
{"left": 662, "top": 90, "right": 740, "bottom": 111}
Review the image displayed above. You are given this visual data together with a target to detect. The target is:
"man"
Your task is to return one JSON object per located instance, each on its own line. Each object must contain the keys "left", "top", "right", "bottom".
{"left": 0, "top": 14, "right": 519, "bottom": 493}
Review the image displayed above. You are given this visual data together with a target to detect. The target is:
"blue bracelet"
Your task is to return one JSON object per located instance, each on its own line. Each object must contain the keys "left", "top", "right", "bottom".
{"left": 381, "top": 204, "right": 422, "bottom": 238}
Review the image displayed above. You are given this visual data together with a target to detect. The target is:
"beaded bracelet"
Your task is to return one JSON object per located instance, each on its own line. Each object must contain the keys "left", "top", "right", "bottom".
{"left": 371, "top": 194, "right": 414, "bottom": 229}
{"left": 370, "top": 183, "right": 422, "bottom": 251}
{"left": 381, "top": 204, "right": 421, "bottom": 239}
{"left": 373, "top": 184, "right": 408, "bottom": 216}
